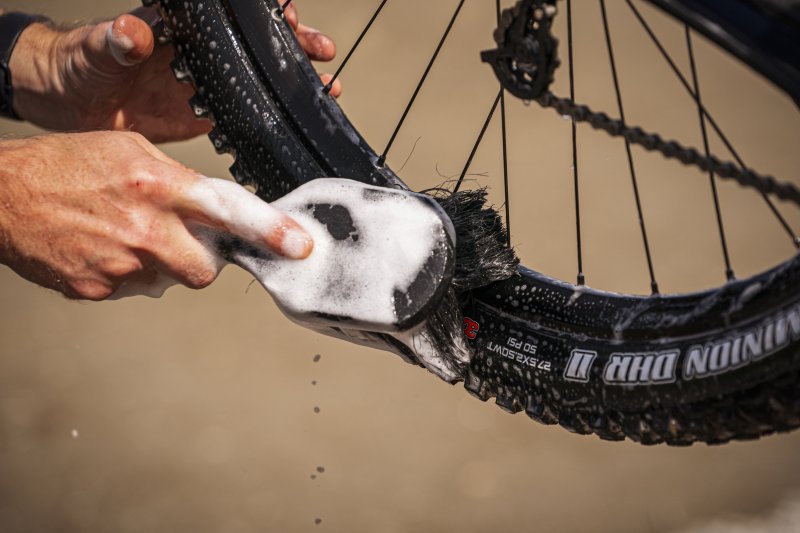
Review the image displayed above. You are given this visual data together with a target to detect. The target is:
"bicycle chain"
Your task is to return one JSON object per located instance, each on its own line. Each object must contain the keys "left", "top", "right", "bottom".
{"left": 536, "top": 91, "right": 800, "bottom": 207}
{"left": 482, "top": 0, "right": 800, "bottom": 207}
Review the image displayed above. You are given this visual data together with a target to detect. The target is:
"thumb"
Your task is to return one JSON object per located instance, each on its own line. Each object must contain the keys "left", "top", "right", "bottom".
{"left": 107, "top": 14, "right": 155, "bottom": 66}
{"left": 88, "top": 14, "right": 154, "bottom": 69}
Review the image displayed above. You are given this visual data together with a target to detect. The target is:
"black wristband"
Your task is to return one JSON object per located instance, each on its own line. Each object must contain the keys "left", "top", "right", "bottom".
{"left": 0, "top": 12, "right": 51, "bottom": 120}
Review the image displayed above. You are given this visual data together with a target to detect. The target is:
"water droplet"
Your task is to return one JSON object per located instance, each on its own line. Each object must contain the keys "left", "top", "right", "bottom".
{"left": 71, "top": 429, "right": 79, "bottom": 439}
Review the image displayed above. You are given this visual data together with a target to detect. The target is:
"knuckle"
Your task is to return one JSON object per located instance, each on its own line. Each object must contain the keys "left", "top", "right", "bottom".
{"left": 119, "top": 130, "right": 147, "bottom": 144}
{"left": 126, "top": 167, "right": 160, "bottom": 192}
{"left": 69, "top": 280, "right": 114, "bottom": 301}
{"left": 122, "top": 213, "right": 175, "bottom": 256}
{"left": 101, "top": 258, "right": 142, "bottom": 280}
{"left": 113, "top": 131, "right": 148, "bottom": 154}
{"left": 184, "top": 266, "right": 217, "bottom": 290}
{"left": 125, "top": 168, "right": 175, "bottom": 206}
{"left": 122, "top": 217, "right": 155, "bottom": 251}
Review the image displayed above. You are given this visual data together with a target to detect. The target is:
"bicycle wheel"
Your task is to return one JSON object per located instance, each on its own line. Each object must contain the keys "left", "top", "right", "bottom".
{"left": 147, "top": 0, "right": 800, "bottom": 444}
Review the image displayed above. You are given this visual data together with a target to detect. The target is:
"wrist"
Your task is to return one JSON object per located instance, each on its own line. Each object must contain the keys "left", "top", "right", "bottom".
{"left": 7, "top": 21, "right": 63, "bottom": 124}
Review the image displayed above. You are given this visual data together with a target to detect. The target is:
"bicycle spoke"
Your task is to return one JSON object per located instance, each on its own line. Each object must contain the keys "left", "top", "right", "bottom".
{"left": 686, "top": 27, "right": 735, "bottom": 281}
{"left": 500, "top": 91, "right": 511, "bottom": 246}
{"left": 454, "top": 89, "right": 503, "bottom": 193}
{"left": 600, "top": 0, "right": 659, "bottom": 294}
{"left": 625, "top": 0, "right": 799, "bottom": 248}
{"left": 377, "top": 0, "right": 466, "bottom": 167}
{"left": 567, "top": 0, "right": 585, "bottom": 286}
{"left": 277, "top": 0, "right": 293, "bottom": 16}
{"left": 323, "top": 0, "right": 390, "bottom": 94}
{"left": 496, "top": 0, "right": 512, "bottom": 246}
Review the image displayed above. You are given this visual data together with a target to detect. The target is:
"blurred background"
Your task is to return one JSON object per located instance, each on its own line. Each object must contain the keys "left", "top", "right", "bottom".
{"left": 1, "top": 1, "right": 800, "bottom": 532}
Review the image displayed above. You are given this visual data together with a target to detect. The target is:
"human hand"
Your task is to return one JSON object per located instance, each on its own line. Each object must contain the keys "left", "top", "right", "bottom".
{"left": 8, "top": 4, "right": 340, "bottom": 143}
{"left": 0, "top": 131, "right": 313, "bottom": 300}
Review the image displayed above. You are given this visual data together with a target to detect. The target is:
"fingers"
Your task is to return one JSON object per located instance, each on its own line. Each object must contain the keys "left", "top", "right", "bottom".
{"left": 147, "top": 223, "right": 223, "bottom": 290}
{"left": 319, "top": 73, "right": 342, "bottom": 98}
{"left": 295, "top": 24, "right": 337, "bottom": 62}
{"left": 80, "top": 14, "right": 154, "bottom": 75}
{"left": 107, "top": 219, "right": 220, "bottom": 299}
{"left": 283, "top": 3, "right": 336, "bottom": 62}
{"left": 106, "top": 14, "right": 155, "bottom": 66}
{"left": 108, "top": 271, "right": 178, "bottom": 300}
{"left": 175, "top": 177, "right": 314, "bottom": 260}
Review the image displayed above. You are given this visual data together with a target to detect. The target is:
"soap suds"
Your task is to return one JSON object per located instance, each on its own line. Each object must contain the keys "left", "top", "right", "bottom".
{"left": 224, "top": 178, "right": 454, "bottom": 333}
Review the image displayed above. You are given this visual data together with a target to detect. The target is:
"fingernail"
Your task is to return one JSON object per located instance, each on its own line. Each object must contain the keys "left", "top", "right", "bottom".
{"left": 106, "top": 25, "right": 137, "bottom": 66}
{"left": 282, "top": 226, "right": 314, "bottom": 259}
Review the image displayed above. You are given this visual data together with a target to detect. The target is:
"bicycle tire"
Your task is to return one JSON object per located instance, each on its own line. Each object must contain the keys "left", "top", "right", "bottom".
{"left": 148, "top": 0, "right": 800, "bottom": 444}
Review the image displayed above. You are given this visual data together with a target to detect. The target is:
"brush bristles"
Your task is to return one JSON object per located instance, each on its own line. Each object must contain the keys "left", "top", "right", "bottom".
{"left": 427, "top": 188, "right": 519, "bottom": 292}
{"left": 405, "top": 188, "right": 519, "bottom": 379}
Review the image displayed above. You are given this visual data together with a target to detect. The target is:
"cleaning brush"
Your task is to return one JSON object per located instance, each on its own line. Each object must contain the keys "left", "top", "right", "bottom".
{"left": 113, "top": 177, "right": 518, "bottom": 383}
{"left": 321, "top": 186, "right": 519, "bottom": 382}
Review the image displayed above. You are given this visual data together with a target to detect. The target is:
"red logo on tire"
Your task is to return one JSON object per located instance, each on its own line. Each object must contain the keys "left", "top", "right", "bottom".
{"left": 463, "top": 317, "right": 480, "bottom": 339}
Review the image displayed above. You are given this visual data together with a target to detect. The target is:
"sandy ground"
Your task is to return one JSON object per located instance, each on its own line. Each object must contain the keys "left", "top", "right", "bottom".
{"left": 1, "top": 1, "right": 800, "bottom": 532}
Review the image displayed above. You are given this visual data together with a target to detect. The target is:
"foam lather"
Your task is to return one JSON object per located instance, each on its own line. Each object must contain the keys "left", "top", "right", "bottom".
{"left": 117, "top": 178, "right": 456, "bottom": 334}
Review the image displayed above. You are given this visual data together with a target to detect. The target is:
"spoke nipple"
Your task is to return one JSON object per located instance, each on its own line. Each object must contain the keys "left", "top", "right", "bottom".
{"left": 650, "top": 282, "right": 660, "bottom": 295}
{"left": 278, "top": 0, "right": 293, "bottom": 14}
{"left": 376, "top": 155, "right": 386, "bottom": 167}
{"left": 577, "top": 273, "right": 585, "bottom": 286}
{"left": 725, "top": 269, "right": 735, "bottom": 282}
{"left": 271, "top": 8, "right": 285, "bottom": 21}
{"left": 322, "top": 82, "right": 332, "bottom": 94}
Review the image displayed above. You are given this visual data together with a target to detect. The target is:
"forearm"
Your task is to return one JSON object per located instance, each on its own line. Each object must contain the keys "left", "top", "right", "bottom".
{"left": 0, "top": 111, "right": 15, "bottom": 265}
{"left": 0, "top": 137, "right": 38, "bottom": 268}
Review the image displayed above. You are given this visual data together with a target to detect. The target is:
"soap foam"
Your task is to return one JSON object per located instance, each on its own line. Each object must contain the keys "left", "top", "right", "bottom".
{"left": 229, "top": 178, "right": 453, "bottom": 332}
